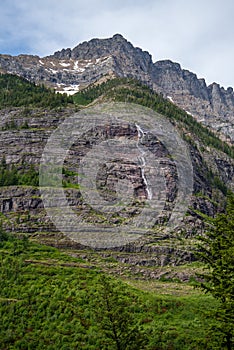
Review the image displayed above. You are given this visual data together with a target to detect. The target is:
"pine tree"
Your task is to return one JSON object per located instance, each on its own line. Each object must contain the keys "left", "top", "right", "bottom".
{"left": 92, "top": 275, "right": 147, "bottom": 350}
{"left": 197, "top": 193, "right": 234, "bottom": 350}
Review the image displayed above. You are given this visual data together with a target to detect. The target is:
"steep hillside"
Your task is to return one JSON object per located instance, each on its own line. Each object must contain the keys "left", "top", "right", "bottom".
{"left": 0, "top": 73, "right": 73, "bottom": 109}
{"left": 0, "top": 233, "right": 220, "bottom": 350}
{"left": 74, "top": 78, "right": 234, "bottom": 160}
{"left": 0, "top": 77, "right": 233, "bottom": 268}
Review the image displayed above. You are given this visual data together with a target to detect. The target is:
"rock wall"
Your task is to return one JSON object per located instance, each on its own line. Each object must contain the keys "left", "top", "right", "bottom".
{"left": 0, "top": 107, "right": 232, "bottom": 234}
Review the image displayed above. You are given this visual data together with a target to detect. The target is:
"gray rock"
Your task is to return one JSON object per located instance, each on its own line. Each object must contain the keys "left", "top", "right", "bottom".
{"left": 1, "top": 34, "right": 234, "bottom": 142}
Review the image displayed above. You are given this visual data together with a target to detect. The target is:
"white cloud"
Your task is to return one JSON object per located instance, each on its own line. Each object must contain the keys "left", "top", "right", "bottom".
{"left": 0, "top": 0, "right": 234, "bottom": 88}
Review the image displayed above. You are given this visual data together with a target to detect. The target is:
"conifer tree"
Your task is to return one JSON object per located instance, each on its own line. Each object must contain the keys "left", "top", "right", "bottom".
{"left": 197, "top": 193, "right": 234, "bottom": 350}
{"left": 92, "top": 275, "right": 147, "bottom": 350}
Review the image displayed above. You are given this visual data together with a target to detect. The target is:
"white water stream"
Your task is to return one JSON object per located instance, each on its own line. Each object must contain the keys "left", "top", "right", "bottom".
{"left": 135, "top": 124, "right": 152, "bottom": 200}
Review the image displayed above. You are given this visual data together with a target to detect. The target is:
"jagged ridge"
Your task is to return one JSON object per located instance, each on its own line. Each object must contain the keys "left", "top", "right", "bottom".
{"left": 0, "top": 34, "right": 233, "bottom": 142}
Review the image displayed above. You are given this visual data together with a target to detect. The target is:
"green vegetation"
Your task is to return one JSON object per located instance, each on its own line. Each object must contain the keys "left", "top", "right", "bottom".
{"left": 197, "top": 193, "right": 234, "bottom": 350}
{"left": 0, "top": 157, "right": 39, "bottom": 187}
{"left": 206, "top": 169, "right": 228, "bottom": 196}
{"left": 73, "top": 78, "right": 234, "bottom": 159}
{"left": 0, "top": 73, "right": 73, "bottom": 109}
{"left": 0, "top": 158, "right": 81, "bottom": 188}
{"left": 0, "top": 233, "right": 224, "bottom": 349}
{"left": 91, "top": 275, "right": 146, "bottom": 349}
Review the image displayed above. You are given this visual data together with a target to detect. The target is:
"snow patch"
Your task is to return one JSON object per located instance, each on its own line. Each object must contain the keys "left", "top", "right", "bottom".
{"left": 73, "top": 61, "right": 79, "bottom": 70}
{"left": 185, "top": 110, "right": 194, "bottom": 116}
{"left": 57, "top": 84, "right": 80, "bottom": 95}
{"left": 77, "top": 67, "right": 86, "bottom": 72}
{"left": 59, "top": 62, "right": 71, "bottom": 67}
{"left": 46, "top": 68, "right": 57, "bottom": 74}
{"left": 39, "top": 60, "right": 44, "bottom": 65}
{"left": 84, "top": 62, "right": 95, "bottom": 68}
{"left": 73, "top": 61, "right": 85, "bottom": 72}
{"left": 167, "top": 96, "right": 174, "bottom": 103}
{"left": 57, "top": 83, "right": 66, "bottom": 87}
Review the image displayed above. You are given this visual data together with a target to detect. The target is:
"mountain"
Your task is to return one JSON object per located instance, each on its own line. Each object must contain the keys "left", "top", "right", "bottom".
{"left": 151, "top": 60, "right": 234, "bottom": 143}
{"left": 0, "top": 34, "right": 233, "bottom": 143}
{"left": 0, "top": 37, "right": 233, "bottom": 266}
{"left": 0, "top": 75, "right": 233, "bottom": 266}
{"left": 1, "top": 36, "right": 234, "bottom": 350}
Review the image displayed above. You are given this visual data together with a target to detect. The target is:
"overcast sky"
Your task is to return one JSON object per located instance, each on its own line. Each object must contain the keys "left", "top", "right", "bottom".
{"left": 1, "top": 0, "right": 234, "bottom": 88}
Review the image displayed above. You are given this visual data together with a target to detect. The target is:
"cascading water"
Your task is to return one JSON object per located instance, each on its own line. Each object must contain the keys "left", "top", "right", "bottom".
{"left": 135, "top": 123, "right": 152, "bottom": 200}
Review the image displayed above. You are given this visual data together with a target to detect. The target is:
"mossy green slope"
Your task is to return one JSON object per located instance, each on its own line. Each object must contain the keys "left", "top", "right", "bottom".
{"left": 0, "top": 234, "right": 220, "bottom": 350}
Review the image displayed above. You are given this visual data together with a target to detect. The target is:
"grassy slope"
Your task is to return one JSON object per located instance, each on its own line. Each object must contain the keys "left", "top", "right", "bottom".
{"left": 0, "top": 237, "right": 219, "bottom": 350}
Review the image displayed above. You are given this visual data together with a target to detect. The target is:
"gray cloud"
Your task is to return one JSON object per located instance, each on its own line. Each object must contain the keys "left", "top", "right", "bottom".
{"left": 0, "top": 0, "right": 234, "bottom": 88}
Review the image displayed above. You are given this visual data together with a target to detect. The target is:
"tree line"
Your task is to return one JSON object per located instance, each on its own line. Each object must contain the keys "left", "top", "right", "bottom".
{"left": 0, "top": 156, "right": 38, "bottom": 187}
{"left": 0, "top": 73, "right": 73, "bottom": 109}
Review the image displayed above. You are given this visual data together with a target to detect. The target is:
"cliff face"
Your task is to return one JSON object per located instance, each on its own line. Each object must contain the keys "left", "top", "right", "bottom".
{"left": 0, "top": 34, "right": 233, "bottom": 142}
{"left": 0, "top": 105, "right": 233, "bottom": 240}
{"left": 151, "top": 60, "right": 234, "bottom": 142}
{"left": 53, "top": 33, "right": 152, "bottom": 79}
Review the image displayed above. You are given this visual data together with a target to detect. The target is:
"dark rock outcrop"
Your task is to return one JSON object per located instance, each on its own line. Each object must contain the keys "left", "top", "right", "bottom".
{"left": 151, "top": 60, "right": 234, "bottom": 142}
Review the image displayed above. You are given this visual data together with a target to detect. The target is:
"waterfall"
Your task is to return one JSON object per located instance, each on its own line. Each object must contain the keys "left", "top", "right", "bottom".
{"left": 135, "top": 124, "right": 152, "bottom": 200}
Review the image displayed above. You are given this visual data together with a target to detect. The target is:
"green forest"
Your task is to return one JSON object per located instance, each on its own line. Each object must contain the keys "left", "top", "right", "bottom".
{"left": 0, "top": 157, "right": 39, "bottom": 187}
{"left": 0, "top": 73, "right": 73, "bottom": 109}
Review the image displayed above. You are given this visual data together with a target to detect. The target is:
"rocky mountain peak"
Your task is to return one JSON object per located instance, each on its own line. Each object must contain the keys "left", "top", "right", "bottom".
{"left": 0, "top": 34, "right": 234, "bottom": 142}
{"left": 153, "top": 60, "right": 181, "bottom": 71}
{"left": 52, "top": 33, "right": 151, "bottom": 62}
{"left": 151, "top": 59, "right": 234, "bottom": 142}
